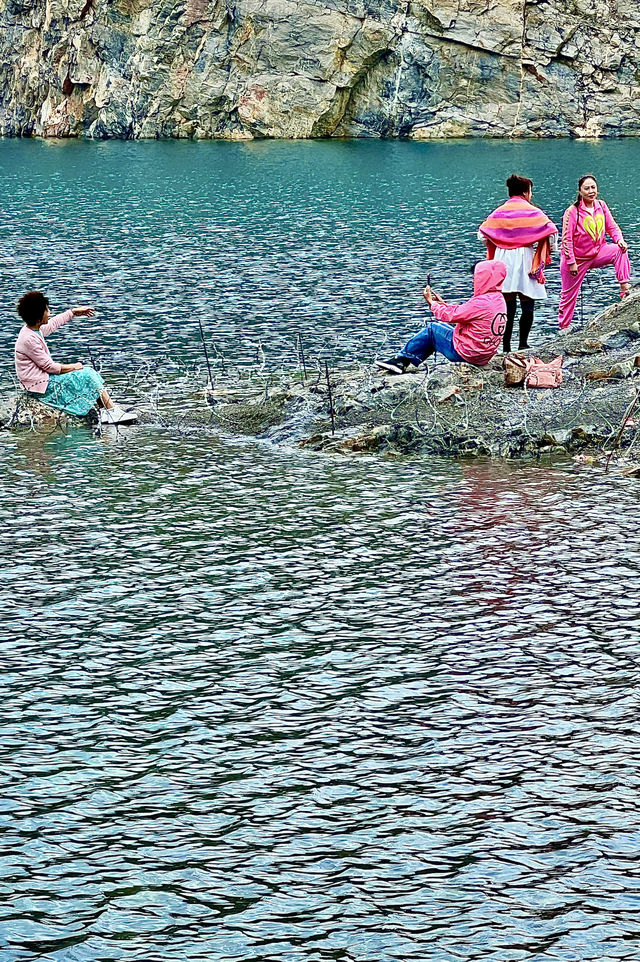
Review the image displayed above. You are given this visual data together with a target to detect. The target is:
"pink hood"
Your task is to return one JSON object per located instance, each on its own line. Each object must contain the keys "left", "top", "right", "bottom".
{"left": 430, "top": 260, "right": 507, "bottom": 365}
{"left": 473, "top": 259, "right": 507, "bottom": 296}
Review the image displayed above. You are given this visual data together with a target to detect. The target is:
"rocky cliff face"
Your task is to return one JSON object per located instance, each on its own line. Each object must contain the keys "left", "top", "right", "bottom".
{"left": 1, "top": 0, "right": 639, "bottom": 139}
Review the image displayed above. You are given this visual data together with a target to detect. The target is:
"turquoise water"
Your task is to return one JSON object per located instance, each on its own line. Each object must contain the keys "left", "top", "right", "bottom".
{"left": 2, "top": 140, "right": 640, "bottom": 961}
{"left": 1, "top": 138, "right": 639, "bottom": 379}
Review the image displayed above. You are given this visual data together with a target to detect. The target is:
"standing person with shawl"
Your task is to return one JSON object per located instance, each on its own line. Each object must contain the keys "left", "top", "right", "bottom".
{"left": 558, "top": 173, "right": 630, "bottom": 330}
{"left": 479, "top": 174, "right": 558, "bottom": 353}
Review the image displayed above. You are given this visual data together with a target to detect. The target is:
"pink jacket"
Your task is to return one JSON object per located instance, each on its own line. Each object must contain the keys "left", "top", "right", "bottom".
{"left": 14, "top": 310, "right": 74, "bottom": 393}
{"left": 431, "top": 261, "right": 507, "bottom": 365}
{"left": 561, "top": 199, "right": 623, "bottom": 263}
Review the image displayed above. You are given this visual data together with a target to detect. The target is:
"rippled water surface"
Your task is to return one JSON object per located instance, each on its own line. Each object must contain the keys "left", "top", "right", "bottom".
{"left": 2, "top": 140, "right": 640, "bottom": 961}
{"left": 1, "top": 138, "right": 640, "bottom": 376}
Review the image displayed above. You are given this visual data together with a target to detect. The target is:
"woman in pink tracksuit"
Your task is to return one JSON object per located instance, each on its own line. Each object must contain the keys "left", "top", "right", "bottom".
{"left": 375, "top": 260, "right": 507, "bottom": 374}
{"left": 558, "top": 174, "right": 631, "bottom": 330}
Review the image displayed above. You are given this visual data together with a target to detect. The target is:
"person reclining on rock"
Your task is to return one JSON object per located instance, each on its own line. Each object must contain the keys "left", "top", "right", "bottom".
{"left": 14, "top": 291, "right": 136, "bottom": 425}
{"left": 375, "top": 260, "right": 507, "bottom": 375}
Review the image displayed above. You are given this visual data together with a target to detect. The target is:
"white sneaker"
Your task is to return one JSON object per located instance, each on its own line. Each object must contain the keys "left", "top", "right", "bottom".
{"left": 100, "top": 404, "right": 138, "bottom": 425}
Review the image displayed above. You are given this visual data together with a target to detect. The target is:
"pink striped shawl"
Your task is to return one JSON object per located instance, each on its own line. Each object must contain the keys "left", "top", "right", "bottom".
{"left": 479, "top": 196, "right": 558, "bottom": 284}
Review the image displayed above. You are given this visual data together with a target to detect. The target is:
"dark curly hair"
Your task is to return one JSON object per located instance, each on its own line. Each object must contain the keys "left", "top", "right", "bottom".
{"left": 17, "top": 291, "right": 49, "bottom": 327}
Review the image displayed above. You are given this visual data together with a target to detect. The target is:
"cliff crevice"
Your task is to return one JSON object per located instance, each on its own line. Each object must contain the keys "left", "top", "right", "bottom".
{"left": 1, "top": 0, "right": 639, "bottom": 138}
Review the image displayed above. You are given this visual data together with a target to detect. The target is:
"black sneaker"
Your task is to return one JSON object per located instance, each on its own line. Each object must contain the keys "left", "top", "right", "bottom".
{"left": 375, "top": 355, "right": 409, "bottom": 375}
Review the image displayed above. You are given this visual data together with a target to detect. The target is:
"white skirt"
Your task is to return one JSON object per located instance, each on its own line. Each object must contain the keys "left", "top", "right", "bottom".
{"left": 492, "top": 246, "right": 547, "bottom": 300}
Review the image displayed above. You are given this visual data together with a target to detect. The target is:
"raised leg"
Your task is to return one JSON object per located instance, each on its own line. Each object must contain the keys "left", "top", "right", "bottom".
{"left": 400, "top": 322, "right": 465, "bottom": 364}
{"left": 589, "top": 243, "right": 631, "bottom": 294}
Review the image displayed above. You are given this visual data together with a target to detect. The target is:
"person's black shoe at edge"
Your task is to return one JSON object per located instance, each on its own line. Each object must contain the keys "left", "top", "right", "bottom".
{"left": 375, "top": 355, "right": 410, "bottom": 375}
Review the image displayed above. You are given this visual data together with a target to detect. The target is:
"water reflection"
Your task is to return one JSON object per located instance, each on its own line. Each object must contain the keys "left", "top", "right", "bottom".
{"left": 2, "top": 428, "right": 640, "bottom": 960}
{"left": 2, "top": 139, "right": 640, "bottom": 961}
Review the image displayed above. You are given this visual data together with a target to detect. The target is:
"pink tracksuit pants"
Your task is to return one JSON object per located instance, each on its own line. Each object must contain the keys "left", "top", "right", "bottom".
{"left": 558, "top": 243, "right": 631, "bottom": 329}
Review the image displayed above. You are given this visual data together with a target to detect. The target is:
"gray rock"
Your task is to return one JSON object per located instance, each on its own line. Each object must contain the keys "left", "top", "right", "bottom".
{"left": 197, "top": 288, "right": 640, "bottom": 460}
{"left": 0, "top": 393, "right": 77, "bottom": 428}
{"left": 2, "top": 0, "right": 640, "bottom": 139}
{"left": 6, "top": 291, "right": 640, "bottom": 466}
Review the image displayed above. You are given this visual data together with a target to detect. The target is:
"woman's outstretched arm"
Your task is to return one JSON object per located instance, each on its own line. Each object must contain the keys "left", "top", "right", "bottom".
{"left": 40, "top": 305, "right": 95, "bottom": 337}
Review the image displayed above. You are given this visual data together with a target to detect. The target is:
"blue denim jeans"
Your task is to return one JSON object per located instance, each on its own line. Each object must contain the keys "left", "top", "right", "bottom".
{"left": 399, "top": 321, "right": 465, "bottom": 365}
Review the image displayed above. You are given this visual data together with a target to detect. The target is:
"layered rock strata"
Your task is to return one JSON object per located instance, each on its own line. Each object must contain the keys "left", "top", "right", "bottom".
{"left": 1, "top": 0, "right": 639, "bottom": 139}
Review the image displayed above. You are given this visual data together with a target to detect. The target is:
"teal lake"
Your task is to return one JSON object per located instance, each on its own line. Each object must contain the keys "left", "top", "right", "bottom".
{"left": 2, "top": 139, "right": 640, "bottom": 961}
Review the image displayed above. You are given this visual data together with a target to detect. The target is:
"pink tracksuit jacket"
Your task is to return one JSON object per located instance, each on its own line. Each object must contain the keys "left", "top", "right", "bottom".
{"left": 561, "top": 200, "right": 622, "bottom": 263}
{"left": 431, "top": 260, "right": 507, "bottom": 365}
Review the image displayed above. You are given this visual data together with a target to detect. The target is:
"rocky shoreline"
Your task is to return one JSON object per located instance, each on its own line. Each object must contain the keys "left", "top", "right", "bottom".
{"left": 204, "top": 290, "right": 640, "bottom": 462}
{"left": 4, "top": 292, "right": 640, "bottom": 468}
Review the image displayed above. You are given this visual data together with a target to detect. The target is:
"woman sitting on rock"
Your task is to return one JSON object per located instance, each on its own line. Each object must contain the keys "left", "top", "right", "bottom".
{"left": 558, "top": 174, "right": 631, "bottom": 330}
{"left": 14, "top": 291, "right": 136, "bottom": 425}
{"left": 375, "top": 260, "right": 507, "bottom": 375}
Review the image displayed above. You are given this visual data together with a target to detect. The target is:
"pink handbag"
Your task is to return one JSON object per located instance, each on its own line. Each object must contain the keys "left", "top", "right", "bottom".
{"left": 525, "top": 356, "right": 563, "bottom": 388}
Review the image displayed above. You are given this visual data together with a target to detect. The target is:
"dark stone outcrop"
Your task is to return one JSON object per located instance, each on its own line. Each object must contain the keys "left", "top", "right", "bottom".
{"left": 202, "top": 289, "right": 640, "bottom": 460}
{"left": 4, "top": 291, "right": 640, "bottom": 469}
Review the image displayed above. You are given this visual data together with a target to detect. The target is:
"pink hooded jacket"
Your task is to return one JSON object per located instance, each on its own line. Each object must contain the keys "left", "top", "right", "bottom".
{"left": 430, "top": 261, "right": 507, "bottom": 365}
{"left": 14, "top": 310, "right": 74, "bottom": 393}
